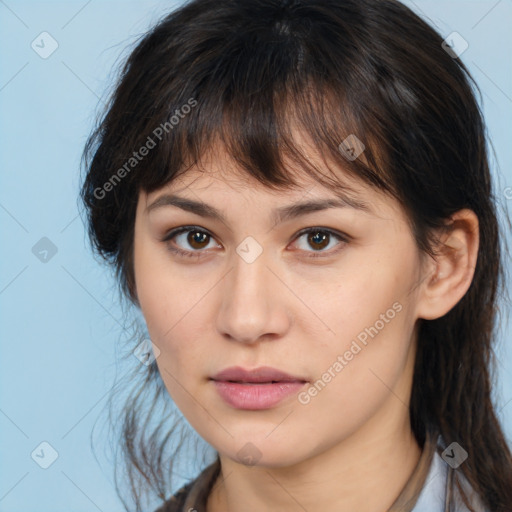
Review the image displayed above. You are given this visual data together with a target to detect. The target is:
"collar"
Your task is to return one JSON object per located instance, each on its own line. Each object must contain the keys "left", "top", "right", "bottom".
{"left": 411, "top": 437, "right": 488, "bottom": 512}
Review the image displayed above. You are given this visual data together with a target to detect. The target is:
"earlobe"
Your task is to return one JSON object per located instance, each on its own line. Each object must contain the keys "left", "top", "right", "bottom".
{"left": 416, "top": 209, "right": 479, "bottom": 321}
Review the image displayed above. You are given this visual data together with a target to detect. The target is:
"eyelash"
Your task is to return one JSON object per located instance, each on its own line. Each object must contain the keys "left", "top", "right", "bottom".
{"left": 161, "top": 225, "right": 350, "bottom": 260}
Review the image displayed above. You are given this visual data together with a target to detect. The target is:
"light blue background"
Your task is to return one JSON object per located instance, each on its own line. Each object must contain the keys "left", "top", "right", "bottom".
{"left": 1, "top": 1, "right": 511, "bottom": 511}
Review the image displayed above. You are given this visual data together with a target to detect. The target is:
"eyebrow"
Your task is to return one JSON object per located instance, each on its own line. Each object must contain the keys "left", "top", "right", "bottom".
{"left": 146, "top": 191, "right": 372, "bottom": 225}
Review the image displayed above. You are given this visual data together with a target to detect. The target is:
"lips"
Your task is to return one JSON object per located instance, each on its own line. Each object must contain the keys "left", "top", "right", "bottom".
{"left": 210, "top": 365, "right": 308, "bottom": 384}
{"left": 210, "top": 366, "right": 309, "bottom": 410}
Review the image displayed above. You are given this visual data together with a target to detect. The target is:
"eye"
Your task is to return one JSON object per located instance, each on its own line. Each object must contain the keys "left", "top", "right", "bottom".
{"left": 162, "top": 226, "right": 219, "bottom": 259}
{"left": 292, "top": 227, "right": 349, "bottom": 258}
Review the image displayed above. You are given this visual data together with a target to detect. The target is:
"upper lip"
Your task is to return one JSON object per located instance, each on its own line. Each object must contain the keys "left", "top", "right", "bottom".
{"left": 211, "top": 366, "right": 308, "bottom": 383}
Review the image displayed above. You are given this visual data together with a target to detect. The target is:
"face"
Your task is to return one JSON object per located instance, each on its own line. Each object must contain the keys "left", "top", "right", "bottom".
{"left": 133, "top": 143, "right": 429, "bottom": 468}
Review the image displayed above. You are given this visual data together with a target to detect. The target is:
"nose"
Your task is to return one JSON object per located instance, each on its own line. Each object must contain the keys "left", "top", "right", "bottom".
{"left": 215, "top": 248, "right": 292, "bottom": 345}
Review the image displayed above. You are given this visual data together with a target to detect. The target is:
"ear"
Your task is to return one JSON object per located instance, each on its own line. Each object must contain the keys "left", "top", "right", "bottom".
{"left": 415, "top": 209, "right": 479, "bottom": 321}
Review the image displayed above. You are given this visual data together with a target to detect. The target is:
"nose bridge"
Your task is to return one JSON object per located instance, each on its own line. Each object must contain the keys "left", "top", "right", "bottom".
{"left": 216, "top": 239, "right": 288, "bottom": 343}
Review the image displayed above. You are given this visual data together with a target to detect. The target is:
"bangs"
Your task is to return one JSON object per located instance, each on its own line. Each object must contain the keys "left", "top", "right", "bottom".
{"left": 124, "top": 5, "right": 398, "bottom": 201}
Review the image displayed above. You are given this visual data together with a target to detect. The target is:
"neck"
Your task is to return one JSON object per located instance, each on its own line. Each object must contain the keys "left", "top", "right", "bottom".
{"left": 207, "top": 412, "right": 422, "bottom": 512}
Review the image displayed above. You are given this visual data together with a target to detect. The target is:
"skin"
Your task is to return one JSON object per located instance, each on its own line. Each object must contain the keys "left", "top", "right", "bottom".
{"left": 133, "top": 140, "right": 479, "bottom": 512}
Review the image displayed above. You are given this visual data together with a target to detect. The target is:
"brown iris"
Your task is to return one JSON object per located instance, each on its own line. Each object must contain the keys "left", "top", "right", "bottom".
{"left": 187, "top": 231, "right": 209, "bottom": 249}
{"left": 308, "top": 231, "right": 330, "bottom": 251}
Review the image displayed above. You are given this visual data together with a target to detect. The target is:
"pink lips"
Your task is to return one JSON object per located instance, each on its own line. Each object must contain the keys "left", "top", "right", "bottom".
{"left": 210, "top": 366, "right": 308, "bottom": 410}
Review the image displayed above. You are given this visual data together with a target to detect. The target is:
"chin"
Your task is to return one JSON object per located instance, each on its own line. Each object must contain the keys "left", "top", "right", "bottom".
{"left": 215, "top": 437, "right": 310, "bottom": 469}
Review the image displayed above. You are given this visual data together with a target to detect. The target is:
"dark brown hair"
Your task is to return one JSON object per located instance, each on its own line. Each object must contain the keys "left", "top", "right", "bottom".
{"left": 80, "top": 0, "right": 512, "bottom": 510}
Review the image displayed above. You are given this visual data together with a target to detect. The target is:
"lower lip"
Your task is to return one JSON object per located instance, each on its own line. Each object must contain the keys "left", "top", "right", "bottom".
{"left": 212, "top": 380, "right": 307, "bottom": 410}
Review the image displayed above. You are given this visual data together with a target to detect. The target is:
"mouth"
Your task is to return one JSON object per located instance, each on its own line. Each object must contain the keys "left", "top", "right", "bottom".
{"left": 210, "top": 366, "right": 308, "bottom": 410}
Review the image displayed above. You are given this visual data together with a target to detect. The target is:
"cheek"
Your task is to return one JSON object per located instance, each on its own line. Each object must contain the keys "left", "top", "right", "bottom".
{"left": 295, "top": 305, "right": 415, "bottom": 444}
{"left": 136, "top": 277, "right": 201, "bottom": 360}
{"left": 133, "top": 248, "right": 212, "bottom": 386}
{"left": 303, "top": 248, "right": 417, "bottom": 392}
{"left": 136, "top": 271, "right": 207, "bottom": 410}
{"left": 309, "top": 256, "right": 411, "bottom": 346}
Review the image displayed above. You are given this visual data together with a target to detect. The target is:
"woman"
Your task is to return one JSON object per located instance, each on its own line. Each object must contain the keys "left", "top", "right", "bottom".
{"left": 80, "top": 0, "right": 512, "bottom": 510}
